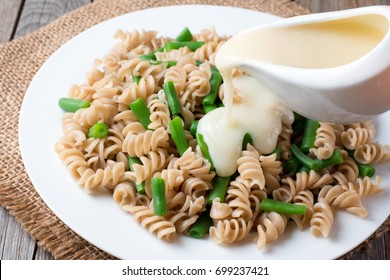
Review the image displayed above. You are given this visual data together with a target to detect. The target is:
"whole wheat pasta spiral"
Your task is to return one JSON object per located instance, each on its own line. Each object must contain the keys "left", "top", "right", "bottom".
{"left": 225, "top": 178, "right": 252, "bottom": 221}
{"left": 113, "top": 182, "right": 137, "bottom": 208}
{"left": 310, "top": 198, "right": 334, "bottom": 238}
{"left": 318, "top": 185, "right": 368, "bottom": 217}
{"left": 348, "top": 176, "right": 384, "bottom": 198}
{"left": 122, "top": 127, "right": 170, "bottom": 157}
{"left": 210, "top": 218, "right": 253, "bottom": 244}
{"left": 126, "top": 148, "right": 171, "bottom": 184}
{"left": 125, "top": 205, "right": 176, "bottom": 241}
{"left": 116, "top": 75, "right": 156, "bottom": 105}
{"left": 341, "top": 127, "right": 375, "bottom": 150}
{"left": 255, "top": 212, "right": 288, "bottom": 250}
{"left": 354, "top": 142, "right": 390, "bottom": 164}
{"left": 78, "top": 160, "right": 126, "bottom": 191}
{"left": 310, "top": 122, "right": 336, "bottom": 160}
{"left": 236, "top": 144, "right": 265, "bottom": 189}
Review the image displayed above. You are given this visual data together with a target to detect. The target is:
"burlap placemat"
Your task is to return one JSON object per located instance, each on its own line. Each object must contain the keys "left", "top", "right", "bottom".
{"left": 0, "top": 0, "right": 388, "bottom": 260}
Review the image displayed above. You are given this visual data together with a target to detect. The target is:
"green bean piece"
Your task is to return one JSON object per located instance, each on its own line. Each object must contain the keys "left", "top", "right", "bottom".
{"left": 140, "top": 53, "right": 157, "bottom": 61}
{"left": 260, "top": 198, "right": 306, "bottom": 215}
{"left": 166, "top": 61, "right": 177, "bottom": 68}
{"left": 300, "top": 119, "right": 320, "bottom": 153}
{"left": 358, "top": 164, "right": 376, "bottom": 178}
{"left": 151, "top": 178, "right": 167, "bottom": 216}
{"left": 196, "top": 133, "right": 214, "bottom": 170}
{"left": 299, "top": 165, "right": 311, "bottom": 174}
{"left": 165, "top": 41, "right": 205, "bottom": 52}
{"left": 316, "top": 149, "right": 343, "bottom": 169}
{"left": 216, "top": 100, "right": 224, "bottom": 107}
{"left": 58, "top": 97, "right": 90, "bottom": 113}
{"left": 294, "top": 112, "right": 306, "bottom": 122}
{"left": 190, "top": 120, "right": 199, "bottom": 137}
{"left": 292, "top": 112, "right": 306, "bottom": 134}
{"left": 203, "top": 104, "right": 217, "bottom": 114}
{"left": 163, "top": 81, "right": 181, "bottom": 116}
{"left": 346, "top": 149, "right": 375, "bottom": 178}
{"left": 88, "top": 122, "right": 108, "bottom": 138}
{"left": 132, "top": 74, "right": 141, "bottom": 85}
{"left": 207, "top": 176, "right": 231, "bottom": 205}
{"left": 273, "top": 146, "right": 281, "bottom": 160}
{"left": 242, "top": 133, "right": 253, "bottom": 150}
{"left": 169, "top": 117, "right": 190, "bottom": 156}
{"left": 129, "top": 98, "right": 151, "bottom": 130}
{"left": 188, "top": 210, "right": 213, "bottom": 238}
{"left": 202, "top": 66, "right": 223, "bottom": 106}
{"left": 175, "top": 27, "right": 193, "bottom": 42}
{"left": 195, "top": 60, "right": 202, "bottom": 66}
{"left": 149, "top": 60, "right": 162, "bottom": 65}
{"left": 291, "top": 144, "right": 343, "bottom": 171}
{"left": 283, "top": 157, "right": 301, "bottom": 174}
{"left": 127, "top": 156, "right": 146, "bottom": 194}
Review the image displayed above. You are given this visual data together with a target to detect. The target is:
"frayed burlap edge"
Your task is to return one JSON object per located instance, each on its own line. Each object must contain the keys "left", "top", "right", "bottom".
{"left": 0, "top": 0, "right": 387, "bottom": 260}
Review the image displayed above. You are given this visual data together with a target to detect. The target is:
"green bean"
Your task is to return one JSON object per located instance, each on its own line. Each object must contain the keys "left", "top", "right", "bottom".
{"left": 283, "top": 157, "right": 301, "bottom": 174}
{"left": 291, "top": 144, "right": 343, "bottom": 171}
{"left": 203, "top": 104, "right": 217, "bottom": 114}
{"left": 129, "top": 98, "right": 151, "bottom": 130}
{"left": 58, "top": 97, "right": 90, "bottom": 112}
{"left": 132, "top": 75, "right": 141, "bottom": 85}
{"left": 163, "top": 81, "right": 181, "bottom": 116}
{"left": 165, "top": 41, "right": 205, "bottom": 52}
{"left": 207, "top": 176, "right": 231, "bottom": 205}
{"left": 140, "top": 53, "right": 157, "bottom": 61}
{"left": 127, "top": 156, "right": 146, "bottom": 194}
{"left": 346, "top": 149, "right": 375, "bottom": 178}
{"left": 190, "top": 120, "right": 199, "bottom": 137}
{"left": 273, "top": 146, "right": 281, "bottom": 160}
{"left": 151, "top": 178, "right": 167, "bottom": 216}
{"left": 166, "top": 61, "right": 177, "bottom": 68}
{"left": 188, "top": 209, "right": 212, "bottom": 238}
{"left": 242, "top": 133, "right": 253, "bottom": 150}
{"left": 169, "top": 117, "right": 190, "bottom": 156}
{"left": 300, "top": 119, "right": 320, "bottom": 153}
{"left": 260, "top": 198, "right": 306, "bottom": 215}
{"left": 88, "top": 122, "right": 108, "bottom": 138}
{"left": 196, "top": 133, "right": 214, "bottom": 170}
{"left": 195, "top": 60, "right": 202, "bottom": 66}
{"left": 299, "top": 165, "right": 311, "bottom": 174}
{"left": 202, "top": 66, "right": 223, "bottom": 106}
{"left": 175, "top": 27, "right": 193, "bottom": 42}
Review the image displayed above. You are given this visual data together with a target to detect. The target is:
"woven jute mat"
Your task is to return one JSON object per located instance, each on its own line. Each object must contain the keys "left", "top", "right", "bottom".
{"left": 0, "top": 0, "right": 388, "bottom": 260}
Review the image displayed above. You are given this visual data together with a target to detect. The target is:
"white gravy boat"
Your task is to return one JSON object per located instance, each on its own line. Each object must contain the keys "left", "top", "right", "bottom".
{"left": 216, "top": 6, "right": 390, "bottom": 124}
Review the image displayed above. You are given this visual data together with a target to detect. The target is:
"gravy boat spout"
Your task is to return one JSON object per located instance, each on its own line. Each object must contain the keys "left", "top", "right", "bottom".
{"left": 216, "top": 6, "right": 390, "bottom": 124}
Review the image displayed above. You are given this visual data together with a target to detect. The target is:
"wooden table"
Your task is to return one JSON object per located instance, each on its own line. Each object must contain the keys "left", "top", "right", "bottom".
{"left": 0, "top": 0, "right": 389, "bottom": 260}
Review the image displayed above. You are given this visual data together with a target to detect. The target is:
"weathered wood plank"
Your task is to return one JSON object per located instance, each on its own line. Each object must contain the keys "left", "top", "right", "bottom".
{"left": 14, "top": 0, "right": 91, "bottom": 39}
{"left": 0, "top": 0, "right": 23, "bottom": 43}
{"left": 296, "top": 0, "right": 390, "bottom": 12}
{"left": 0, "top": 208, "right": 35, "bottom": 260}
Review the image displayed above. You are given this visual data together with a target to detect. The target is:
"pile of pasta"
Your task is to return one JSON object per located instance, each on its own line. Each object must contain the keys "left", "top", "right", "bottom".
{"left": 55, "top": 27, "right": 390, "bottom": 250}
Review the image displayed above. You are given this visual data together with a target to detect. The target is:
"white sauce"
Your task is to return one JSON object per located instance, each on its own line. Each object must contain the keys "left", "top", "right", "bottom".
{"left": 197, "top": 76, "right": 293, "bottom": 176}
{"left": 198, "top": 14, "right": 387, "bottom": 176}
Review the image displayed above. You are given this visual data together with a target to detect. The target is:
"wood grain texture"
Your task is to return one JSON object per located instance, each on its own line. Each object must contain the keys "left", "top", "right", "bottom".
{"left": 0, "top": 0, "right": 389, "bottom": 260}
{"left": 0, "top": 208, "right": 35, "bottom": 260}
{"left": 295, "top": 0, "right": 390, "bottom": 12}
{"left": 14, "top": 0, "right": 91, "bottom": 38}
{"left": 0, "top": 0, "right": 23, "bottom": 43}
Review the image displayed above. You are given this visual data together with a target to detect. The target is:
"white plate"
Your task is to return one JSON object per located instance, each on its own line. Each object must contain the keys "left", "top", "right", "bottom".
{"left": 19, "top": 5, "right": 390, "bottom": 260}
